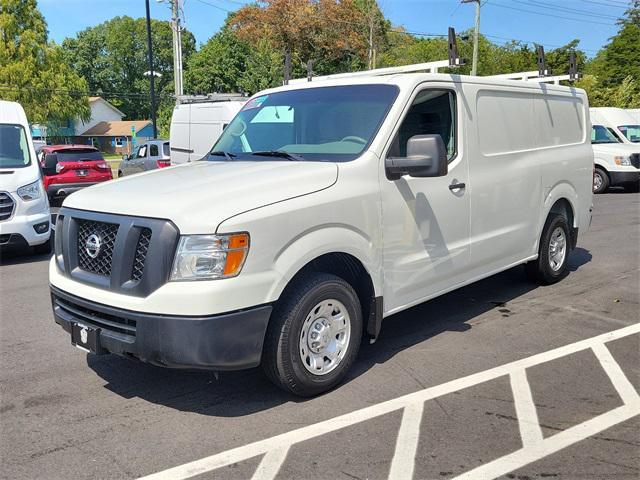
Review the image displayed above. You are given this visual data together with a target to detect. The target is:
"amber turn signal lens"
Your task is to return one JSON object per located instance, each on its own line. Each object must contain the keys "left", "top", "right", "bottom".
{"left": 223, "top": 233, "right": 250, "bottom": 276}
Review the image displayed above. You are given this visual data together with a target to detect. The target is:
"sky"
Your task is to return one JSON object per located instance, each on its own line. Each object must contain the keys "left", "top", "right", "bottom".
{"left": 38, "top": 0, "right": 631, "bottom": 58}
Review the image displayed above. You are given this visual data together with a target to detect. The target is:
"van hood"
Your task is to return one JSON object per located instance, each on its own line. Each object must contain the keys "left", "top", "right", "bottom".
{"left": 63, "top": 161, "right": 338, "bottom": 233}
{"left": 592, "top": 143, "right": 639, "bottom": 155}
{"left": 0, "top": 165, "right": 41, "bottom": 193}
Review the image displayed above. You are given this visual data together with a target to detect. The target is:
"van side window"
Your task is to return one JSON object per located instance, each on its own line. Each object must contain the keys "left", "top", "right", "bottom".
{"left": 391, "top": 90, "right": 456, "bottom": 161}
{"left": 137, "top": 145, "right": 147, "bottom": 158}
{"left": 150, "top": 144, "right": 159, "bottom": 156}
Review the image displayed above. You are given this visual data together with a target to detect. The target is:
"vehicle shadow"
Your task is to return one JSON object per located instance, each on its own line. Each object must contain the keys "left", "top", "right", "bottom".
{"left": 0, "top": 250, "right": 52, "bottom": 266}
{"left": 88, "top": 251, "right": 592, "bottom": 416}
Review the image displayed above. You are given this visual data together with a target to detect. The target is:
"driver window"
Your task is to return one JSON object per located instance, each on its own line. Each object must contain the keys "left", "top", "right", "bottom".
{"left": 390, "top": 89, "right": 456, "bottom": 161}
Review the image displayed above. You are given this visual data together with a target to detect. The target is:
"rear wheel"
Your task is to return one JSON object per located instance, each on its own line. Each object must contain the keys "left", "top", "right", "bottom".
{"left": 593, "top": 168, "right": 609, "bottom": 194}
{"left": 262, "top": 273, "right": 362, "bottom": 396}
{"left": 526, "top": 213, "right": 570, "bottom": 284}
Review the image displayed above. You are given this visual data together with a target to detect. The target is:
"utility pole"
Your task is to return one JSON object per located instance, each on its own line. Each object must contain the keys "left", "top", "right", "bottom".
{"left": 144, "top": 0, "right": 157, "bottom": 139}
{"left": 462, "top": 0, "right": 481, "bottom": 76}
{"left": 171, "top": 0, "right": 184, "bottom": 97}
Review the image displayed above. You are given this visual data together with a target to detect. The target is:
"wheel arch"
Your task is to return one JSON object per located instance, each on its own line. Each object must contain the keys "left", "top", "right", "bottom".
{"left": 540, "top": 189, "right": 578, "bottom": 252}
{"left": 272, "top": 240, "right": 382, "bottom": 341}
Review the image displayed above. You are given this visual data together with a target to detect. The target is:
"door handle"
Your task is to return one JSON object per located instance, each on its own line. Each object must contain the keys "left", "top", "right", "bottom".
{"left": 449, "top": 182, "right": 466, "bottom": 191}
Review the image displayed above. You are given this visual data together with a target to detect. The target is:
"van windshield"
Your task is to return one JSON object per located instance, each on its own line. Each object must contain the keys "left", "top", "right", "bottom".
{"left": 0, "top": 124, "right": 31, "bottom": 168}
{"left": 591, "top": 125, "right": 620, "bottom": 144}
{"left": 618, "top": 125, "right": 640, "bottom": 143}
{"left": 210, "top": 85, "right": 399, "bottom": 162}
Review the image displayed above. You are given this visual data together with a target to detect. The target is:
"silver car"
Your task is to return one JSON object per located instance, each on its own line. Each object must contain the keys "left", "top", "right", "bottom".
{"left": 118, "top": 140, "right": 170, "bottom": 177}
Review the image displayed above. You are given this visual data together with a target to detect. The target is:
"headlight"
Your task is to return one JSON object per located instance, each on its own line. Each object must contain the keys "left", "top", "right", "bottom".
{"left": 170, "top": 233, "right": 250, "bottom": 281}
{"left": 17, "top": 180, "right": 42, "bottom": 201}
{"left": 614, "top": 155, "right": 631, "bottom": 166}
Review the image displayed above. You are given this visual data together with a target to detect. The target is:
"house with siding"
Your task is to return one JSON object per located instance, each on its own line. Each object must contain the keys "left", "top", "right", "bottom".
{"left": 31, "top": 97, "right": 152, "bottom": 154}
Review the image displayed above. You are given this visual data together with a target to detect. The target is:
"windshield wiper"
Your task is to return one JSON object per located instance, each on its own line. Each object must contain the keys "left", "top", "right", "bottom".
{"left": 209, "top": 151, "right": 237, "bottom": 161}
{"left": 250, "top": 150, "right": 306, "bottom": 161}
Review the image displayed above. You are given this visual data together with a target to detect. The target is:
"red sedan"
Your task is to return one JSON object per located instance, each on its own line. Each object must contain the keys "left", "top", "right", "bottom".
{"left": 39, "top": 145, "right": 113, "bottom": 200}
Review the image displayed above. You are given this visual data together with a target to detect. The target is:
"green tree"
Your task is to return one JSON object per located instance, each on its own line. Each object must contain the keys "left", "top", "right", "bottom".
{"left": 584, "top": 0, "right": 640, "bottom": 107}
{"left": 61, "top": 16, "right": 196, "bottom": 121}
{"left": 0, "top": 0, "right": 90, "bottom": 125}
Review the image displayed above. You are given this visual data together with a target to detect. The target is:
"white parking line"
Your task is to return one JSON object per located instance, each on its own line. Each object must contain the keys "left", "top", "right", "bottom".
{"left": 251, "top": 446, "right": 289, "bottom": 480}
{"left": 138, "top": 323, "right": 640, "bottom": 480}
{"left": 510, "top": 369, "right": 543, "bottom": 448}
{"left": 388, "top": 401, "right": 424, "bottom": 480}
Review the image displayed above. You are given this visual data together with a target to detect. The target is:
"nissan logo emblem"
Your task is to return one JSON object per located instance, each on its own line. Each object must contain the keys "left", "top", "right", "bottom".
{"left": 85, "top": 233, "right": 102, "bottom": 259}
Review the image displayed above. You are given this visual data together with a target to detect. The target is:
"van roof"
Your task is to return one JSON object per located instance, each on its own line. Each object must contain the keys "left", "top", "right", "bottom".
{"left": 259, "top": 73, "right": 586, "bottom": 98}
{"left": 0, "top": 100, "right": 29, "bottom": 126}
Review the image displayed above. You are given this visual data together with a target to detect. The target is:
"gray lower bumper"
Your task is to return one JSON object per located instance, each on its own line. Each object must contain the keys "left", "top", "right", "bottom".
{"left": 51, "top": 286, "right": 273, "bottom": 370}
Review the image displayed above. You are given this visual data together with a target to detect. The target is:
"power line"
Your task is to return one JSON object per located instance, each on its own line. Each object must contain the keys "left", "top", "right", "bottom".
{"left": 0, "top": 85, "right": 175, "bottom": 99}
{"left": 515, "top": 0, "right": 619, "bottom": 20}
{"left": 487, "top": 1, "right": 616, "bottom": 26}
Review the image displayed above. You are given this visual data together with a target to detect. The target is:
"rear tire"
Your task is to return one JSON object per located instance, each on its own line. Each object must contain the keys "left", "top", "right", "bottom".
{"left": 526, "top": 213, "right": 570, "bottom": 285}
{"left": 262, "top": 273, "right": 362, "bottom": 397}
{"left": 593, "top": 168, "right": 609, "bottom": 194}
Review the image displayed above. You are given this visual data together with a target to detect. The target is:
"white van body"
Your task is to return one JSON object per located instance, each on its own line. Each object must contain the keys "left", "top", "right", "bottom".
{"left": 50, "top": 74, "right": 593, "bottom": 395}
{"left": 0, "top": 101, "right": 51, "bottom": 251}
{"left": 590, "top": 113, "right": 640, "bottom": 193}
{"left": 169, "top": 100, "right": 246, "bottom": 165}
{"left": 590, "top": 107, "right": 639, "bottom": 144}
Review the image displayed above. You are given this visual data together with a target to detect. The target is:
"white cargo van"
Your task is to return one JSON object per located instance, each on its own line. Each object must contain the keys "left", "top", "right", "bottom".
{"left": 169, "top": 95, "right": 246, "bottom": 165}
{"left": 591, "top": 123, "right": 640, "bottom": 193}
{"left": 0, "top": 101, "right": 51, "bottom": 253}
{"left": 590, "top": 107, "right": 639, "bottom": 144}
{"left": 50, "top": 72, "right": 592, "bottom": 396}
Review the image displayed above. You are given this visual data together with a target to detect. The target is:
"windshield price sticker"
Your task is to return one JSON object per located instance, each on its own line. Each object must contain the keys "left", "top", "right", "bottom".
{"left": 242, "top": 95, "right": 268, "bottom": 111}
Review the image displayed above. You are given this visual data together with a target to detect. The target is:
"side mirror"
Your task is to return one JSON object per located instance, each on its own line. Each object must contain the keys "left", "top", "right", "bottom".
{"left": 385, "top": 134, "right": 448, "bottom": 180}
{"left": 42, "top": 153, "right": 58, "bottom": 176}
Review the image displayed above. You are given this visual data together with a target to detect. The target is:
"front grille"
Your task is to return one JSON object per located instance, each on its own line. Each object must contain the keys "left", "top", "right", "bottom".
{"left": 0, "top": 192, "right": 15, "bottom": 221}
{"left": 132, "top": 228, "right": 152, "bottom": 282}
{"left": 630, "top": 153, "right": 639, "bottom": 169}
{"left": 54, "top": 295, "right": 137, "bottom": 338}
{"left": 77, "top": 220, "right": 119, "bottom": 276}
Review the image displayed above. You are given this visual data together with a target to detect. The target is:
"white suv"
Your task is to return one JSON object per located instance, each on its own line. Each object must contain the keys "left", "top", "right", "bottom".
{"left": 50, "top": 73, "right": 592, "bottom": 396}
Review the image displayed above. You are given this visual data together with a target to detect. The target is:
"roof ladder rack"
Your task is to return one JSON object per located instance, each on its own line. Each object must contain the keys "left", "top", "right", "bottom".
{"left": 290, "top": 28, "right": 466, "bottom": 85}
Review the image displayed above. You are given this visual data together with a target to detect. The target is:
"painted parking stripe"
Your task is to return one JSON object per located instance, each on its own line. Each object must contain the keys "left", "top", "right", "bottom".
{"left": 509, "top": 369, "right": 543, "bottom": 448}
{"left": 388, "top": 401, "right": 424, "bottom": 480}
{"left": 251, "top": 446, "right": 289, "bottom": 480}
{"left": 138, "top": 323, "right": 640, "bottom": 480}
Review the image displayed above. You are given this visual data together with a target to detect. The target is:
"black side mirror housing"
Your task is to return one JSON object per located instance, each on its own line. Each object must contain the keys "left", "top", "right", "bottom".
{"left": 386, "top": 134, "right": 448, "bottom": 180}
{"left": 42, "top": 153, "right": 57, "bottom": 176}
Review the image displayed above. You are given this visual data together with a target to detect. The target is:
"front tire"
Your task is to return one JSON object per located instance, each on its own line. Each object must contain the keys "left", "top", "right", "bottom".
{"left": 262, "top": 273, "right": 363, "bottom": 397}
{"left": 526, "top": 213, "right": 570, "bottom": 285}
{"left": 593, "top": 168, "right": 609, "bottom": 194}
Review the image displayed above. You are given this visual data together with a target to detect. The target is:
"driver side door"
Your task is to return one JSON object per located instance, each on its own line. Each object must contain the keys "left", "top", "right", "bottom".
{"left": 380, "top": 86, "right": 470, "bottom": 314}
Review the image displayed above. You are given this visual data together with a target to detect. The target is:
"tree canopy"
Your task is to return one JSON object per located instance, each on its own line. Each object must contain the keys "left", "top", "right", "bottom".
{"left": 0, "top": 0, "right": 90, "bottom": 125}
{"left": 61, "top": 15, "right": 197, "bottom": 121}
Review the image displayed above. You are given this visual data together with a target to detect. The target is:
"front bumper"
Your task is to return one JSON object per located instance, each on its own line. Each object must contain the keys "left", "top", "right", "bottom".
{"left": 609, "top": 170, "right": 640, "bottom": 187}
{"left": 0, "top": 205, "right": 50, "bottom": 247}
{"left": 51, "top": 285, "right": 273, "bottom": 370}
{"left": 46, "top": 182, "right": 99, "bottom": 198}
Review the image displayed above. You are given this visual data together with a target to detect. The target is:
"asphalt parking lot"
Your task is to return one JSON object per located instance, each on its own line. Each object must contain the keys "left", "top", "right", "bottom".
{"left": 1, "top": 192, "right": 639, "bottom": 480}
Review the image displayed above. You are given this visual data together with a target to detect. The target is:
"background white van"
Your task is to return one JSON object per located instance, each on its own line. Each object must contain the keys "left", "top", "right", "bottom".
{"left": 169, "top": 95, "right": 246, "bottom": 165}
{"left": 0, "top": 101, "right": 51, "bottom": 253}
{"left": 590, "top": 107, "right": 639, "bottom": 144}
